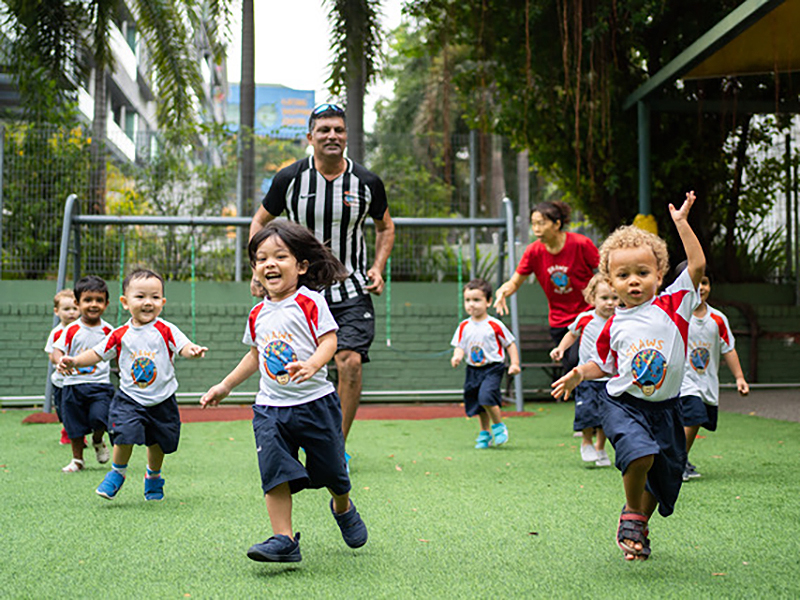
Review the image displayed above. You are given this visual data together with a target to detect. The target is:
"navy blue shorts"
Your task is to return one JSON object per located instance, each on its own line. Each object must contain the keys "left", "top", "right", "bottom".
{"left": 53, "top": 386, "right": 63, "bottom": 422}
{"left": 61, "top": 383, "right": 113, "bottom": 439}
{"left": 463, "top": 363, "right": 505, "bottom": 417}
{"left": 573, "top": 380, "right": 605, "bottom": 431}
{"left": 252, "top": 392, "right": 351, "bottom": 496}
{"left": 330, "top": 295, "right": 375, "bottom": 364}
{"left": 681, "top": 395, "right": 718, "bottom": 431}
{"left": 599, "top": 390, "right": 686, "bottom": 517}
{"left": 108, "top": 390, "right": 182, "bottom": 454}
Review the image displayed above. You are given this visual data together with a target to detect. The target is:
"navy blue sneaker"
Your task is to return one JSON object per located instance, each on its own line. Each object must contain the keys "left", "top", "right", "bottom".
{"left": 331, "top": 499, "right": 368, "bottom": 548}
{"left": 144, "top": 476, "right": 165, "bottom": 501}
{"left": 247, "top": 533, "right": 301, "bottom": 563}
{"left": 96, "top": 470, "right": 125, "bottom": 500}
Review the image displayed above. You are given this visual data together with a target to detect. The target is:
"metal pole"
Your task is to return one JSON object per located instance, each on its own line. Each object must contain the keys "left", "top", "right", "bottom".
{"left": 48, "top": 194, "right": 79, "bottom": 413}
{"left": 503, "top": 197, "right": 524, "bottom": 411}
{"left": 786, "top": 134, "right": 792, "bottom": 281}
{"left": 517, "top": 150, "right": 530, "bottom": 248}
{"left": 469, "top": 130, "right": 478, "bottom": 279}
{"left": 637, "top": 101, "right": 651, "bottom": 216}
{"left": 795, "top": 154, "right": 799, "bottom": 307}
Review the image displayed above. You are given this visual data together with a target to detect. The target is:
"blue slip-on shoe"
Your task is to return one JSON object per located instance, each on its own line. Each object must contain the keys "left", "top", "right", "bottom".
{"left": 344, "top": 451, "right": 351, "bottom": 474}
{"left": 331, "top": 499, "right": 368, "bottom": 548}
{"left": 475, "top": 430, "right": 493, "bottom": 449}
{"left": 492, "top": 422, "right": 509, "bottom": 446}
{"left": 96, "top": 470, "right": 125, "bottom": 500}
{"left": 144, "top": 476, "right": 165, "bottom": 501}
{"left": 247, "top": 532, "right": 301, "bottom": 563}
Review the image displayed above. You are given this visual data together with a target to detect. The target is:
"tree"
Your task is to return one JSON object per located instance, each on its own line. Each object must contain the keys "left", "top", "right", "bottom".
{"left": 326, "top": 0, "right": 383, "bottom": 163}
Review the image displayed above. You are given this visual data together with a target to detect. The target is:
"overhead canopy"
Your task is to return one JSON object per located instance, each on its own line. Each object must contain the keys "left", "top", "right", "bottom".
{"left": 624, "top": 0, "right": 799, "bottom": 110}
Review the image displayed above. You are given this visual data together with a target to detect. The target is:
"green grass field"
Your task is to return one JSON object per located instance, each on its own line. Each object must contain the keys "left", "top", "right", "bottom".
{"left": 2, "top": 403, "right": 798, "bottom": 599}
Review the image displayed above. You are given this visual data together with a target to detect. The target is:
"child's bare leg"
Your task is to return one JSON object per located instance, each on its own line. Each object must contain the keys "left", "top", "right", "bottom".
{"left": 91, "top": 428, "right": 106, "bottom": 445}
{"left": 478, "top": 411, "right": 491, "bottom": 431}
{"left": 329, "top": 489, "right": 351, "bottom": 514}
{"left": 266, "top": 482, "right": 294, "bottom": 539}
{"left": 684, "top": 425, "right": 701, "bottom": 453}
{"left": 581, "top": 427, "right": 595, "bottom": 447}
{"left": 146, "top": 444, "right": 165, "bottom": 472}
{"left": 621, "top": 454, "right": 656, "bottom": 559}
{"left": 595, "top": 427, "right": 607, "bottom": 451}
{"left": 70, "top": 437, "right": 85, "bottom": 461}
{"left": 485, "top": 405, "right": 503, "bottom": 425}
{"left": 112, "top": 444, "right": 134, "bottom": 466}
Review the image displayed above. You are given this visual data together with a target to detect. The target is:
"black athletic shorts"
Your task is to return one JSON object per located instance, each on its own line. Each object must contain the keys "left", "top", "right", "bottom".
{"left": 330, "top": 294, "right": 375, "bottom": 364}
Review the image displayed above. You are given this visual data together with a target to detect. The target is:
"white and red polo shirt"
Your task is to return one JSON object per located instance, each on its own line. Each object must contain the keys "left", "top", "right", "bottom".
{"left": 680, "top": 305, "right": 735, "bottom": 406}
{"left": 567, "top": 309, "right": 611, "bottom": 382}
{"left": 93, "top": 318, "right": 191, "bottom": 406}
{"left": 54, "top": 319, "right": 113, "bottom": 386}
{"left": 451, "top": 315, "right": 516, "bottom": 367}
{"left": 243, "top": 286, "right": 338, "bottom": 407}
{"left": 45, "top": 323, "right": 68, "bottom": 387}
{"left": 591, "top": 269, "right": 700, "bottom": 401}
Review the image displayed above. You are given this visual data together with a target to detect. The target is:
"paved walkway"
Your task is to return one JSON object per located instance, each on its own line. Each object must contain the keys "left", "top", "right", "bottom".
{"left": 719, "top": 388, "right": 799, "bottom": 423}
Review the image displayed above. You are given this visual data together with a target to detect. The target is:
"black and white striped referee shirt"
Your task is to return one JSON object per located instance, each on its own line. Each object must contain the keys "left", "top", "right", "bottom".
{"left": 262, "top": 156, "right": 389, "bottom": 305}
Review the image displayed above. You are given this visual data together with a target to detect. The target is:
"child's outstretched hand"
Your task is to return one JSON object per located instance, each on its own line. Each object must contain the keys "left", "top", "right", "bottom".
{"left": 551, "top": 368, "right": 583, "bottom": 401}
{"left": 200, "top": 383, "right": 229, "bottom": 408}
{"left": 451, "top": 354, "right": 462, "bottom": 368}
{"left": 57, "top": 356, "right": 76, "bottom": 375}
{"left": 508, "top": 363, "right": 521, "bottom": 376}
{"left": 669, "top": 190, "right": 696, "bottom": 224}
{"left": 285, "top": 361, "right": 319, "bottom": 383}
{"left": 183, "top": 343, "right": 208, "bottom": 359}
{"left": 550, "top": 347, "right": 564, "bottom": 362}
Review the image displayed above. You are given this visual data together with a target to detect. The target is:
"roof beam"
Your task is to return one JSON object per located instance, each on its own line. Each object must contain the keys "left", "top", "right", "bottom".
{"left": 623, "top": 0, "right": 785, "bottom": 110}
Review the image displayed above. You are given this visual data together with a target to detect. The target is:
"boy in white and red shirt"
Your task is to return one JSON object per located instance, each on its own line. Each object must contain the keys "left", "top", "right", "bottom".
{"left": 552, "top": 191, "right": 704, "bottom": 561}
{"left": 44, "top": 288, "right": 79, "bottom": 445}
{"left": 52, "top": 276, "right": 114, "bottom": 473}
{"left": 59, "top": 269, "right": 207, "bottom": 501}
{"left": 451, "top": 279, "right": 520, "bottom": 449}
{"left": 677, "top": 264, "right": 749, "bottom": 481}
{"left": 550, "top": 273, "right": 619, "bottom": 466}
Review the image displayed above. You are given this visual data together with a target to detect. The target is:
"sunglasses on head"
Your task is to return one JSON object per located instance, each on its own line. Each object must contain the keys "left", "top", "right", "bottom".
{"left": 311, "top": 103, "right": 345, "bottom": 115}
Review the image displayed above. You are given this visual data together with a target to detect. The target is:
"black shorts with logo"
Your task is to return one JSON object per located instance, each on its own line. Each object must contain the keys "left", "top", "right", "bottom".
{"left": 330, "top": 294, "right": 375, "bottom": 364}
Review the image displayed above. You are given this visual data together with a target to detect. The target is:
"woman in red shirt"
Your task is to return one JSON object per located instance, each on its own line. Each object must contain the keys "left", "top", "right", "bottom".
{"left": 494, "top": 201, "right": 599, "bottom": 372}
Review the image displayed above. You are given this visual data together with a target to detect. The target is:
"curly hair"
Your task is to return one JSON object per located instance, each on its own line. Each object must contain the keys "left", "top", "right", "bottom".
{"left": 598, "top": 225, "right": 669, "bottom": 278}
{"left": 582, "top": 273, "right": 606, "bottom": 304}
{"left": 249, "top": 220, "right": 348, "bottom": 292}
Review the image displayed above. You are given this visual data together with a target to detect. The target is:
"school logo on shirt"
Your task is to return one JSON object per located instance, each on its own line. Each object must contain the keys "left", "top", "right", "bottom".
{"left": 548, "top": 266, "right": 572, "bottom": 294}
{"left": 264, "top": 340, "right": 297, "bottom": 385}
{"left": 470, "top": 345, "right": 487, "bottom": 366}
{"left": 690, "top": 347, "right": 711, "bottom": 374}
{"left": 631, "top": 348, "right": 667, "bottom": 396}
{"left": 76, "top": 366, "right": 97, "bottom": 375}
{"left": 131, "top": 356, "right": 157, "bottom": 388}
{"left": 343, "top": 190, "right": 360, "bottom": 208}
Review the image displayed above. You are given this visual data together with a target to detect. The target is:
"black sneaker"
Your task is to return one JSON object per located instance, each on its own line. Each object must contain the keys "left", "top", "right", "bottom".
{"left": 686, "top": 461, "right": 702, "bottom": 479}
{"left": 331, "top": 499, "right": 368, "bottom": 548}
{"left": 247, "top": 533, "right": 301, "bottom": 562}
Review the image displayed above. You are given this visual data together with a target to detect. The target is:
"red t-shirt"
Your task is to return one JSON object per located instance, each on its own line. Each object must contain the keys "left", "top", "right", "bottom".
{"left": 516, "top": 232, "right": 599, "bottom": 328}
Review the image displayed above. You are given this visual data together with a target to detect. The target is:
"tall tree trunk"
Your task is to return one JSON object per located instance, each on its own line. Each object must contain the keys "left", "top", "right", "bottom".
{"left": 90, "top": 66, "right": 107, "bottom": 214}
{"left": 239, "top": 0, "right": 255, "bottom": 212}
{"left": 344, "top": 0, "right": 366, "bottom": 164}
{"left": 490, "top": 134, "right": 506, "bottom": 217}
{"left": 725, "top": 116, "right": 751, "bottom": 282}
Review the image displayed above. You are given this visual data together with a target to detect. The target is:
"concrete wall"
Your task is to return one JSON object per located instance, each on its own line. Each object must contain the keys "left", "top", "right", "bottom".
{"left": 2, "top": 280, "right": 799, "bottom": 404}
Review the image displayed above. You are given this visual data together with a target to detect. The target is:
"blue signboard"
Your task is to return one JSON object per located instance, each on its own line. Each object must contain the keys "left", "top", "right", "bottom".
{"left": 226, "top": 84, "right": 315, "bottom": 139}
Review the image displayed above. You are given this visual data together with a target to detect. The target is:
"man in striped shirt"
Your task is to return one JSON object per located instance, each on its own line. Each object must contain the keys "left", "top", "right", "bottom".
{"left": 249, "top": 103, "right": 395, "bottom": 447}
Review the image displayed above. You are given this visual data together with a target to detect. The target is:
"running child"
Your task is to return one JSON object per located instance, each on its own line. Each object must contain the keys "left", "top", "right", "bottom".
{"left": 58, "top": 269, "right": 207, "bottom": 501}
{"left": 44, "top": 289, "right": 79, "bottom": 445}
{"left": 51, "top": 276, "right": 114, "bottom": 473}
{"left": 201, "top": 220, "right": 367, "bottom": 564}
{"left": 552, "top": 191, "right": 704, "bottom": 560}
{"left": 451, "top": 278, "right": 520, "bottom": 448}
{"left": 676, "top": 262, "right": 749, "bottom": 481}
{"left": 550, "top": 273, "right": 618, "bottom": 467}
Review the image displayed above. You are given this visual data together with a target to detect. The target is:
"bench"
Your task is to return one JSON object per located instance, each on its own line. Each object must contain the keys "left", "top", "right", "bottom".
{"left": 506, "top": 323, "right": 562, "bottom": 397}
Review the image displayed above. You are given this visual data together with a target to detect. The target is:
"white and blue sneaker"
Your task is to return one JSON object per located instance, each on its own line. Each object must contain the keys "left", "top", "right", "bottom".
{"left": 492, "top": 422, "right": 509, "bottom": 446}
{"left": 475, "top": 431, "right": 493, "bottom": 449}
{"left": 96, "top": 470, "right": 125, "bottom": 499}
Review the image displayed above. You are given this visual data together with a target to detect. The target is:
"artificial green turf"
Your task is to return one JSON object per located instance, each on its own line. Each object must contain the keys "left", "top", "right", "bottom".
{"left": 1, "top": 403, "right": 799, "bottom": 599}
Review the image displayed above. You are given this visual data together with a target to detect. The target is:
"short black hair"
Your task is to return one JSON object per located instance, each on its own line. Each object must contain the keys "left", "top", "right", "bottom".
{"left": 74, "top": 275, "right": 109, "bottom": 303}
{"left": 464, "top": 278, "right": 493, "bottom": 302}
{"left": 531, "top": 201, "right": 572, "bottom": 230}
{"left": 308, "top": 103, "right": 346, "bottom": 133}
{"left": 123, "top": 268, "right": 164, "bottom": 294}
